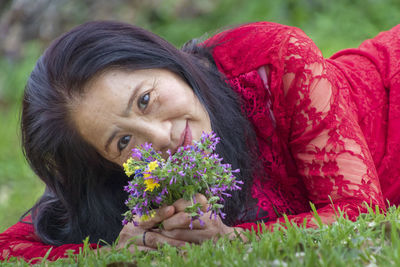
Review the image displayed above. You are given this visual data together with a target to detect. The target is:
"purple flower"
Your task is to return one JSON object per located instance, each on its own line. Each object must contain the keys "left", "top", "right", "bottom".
{"left": 122, "top": 131, "right": 242, "bottom": 226}
{"left": 199, "top": 218, "right": 205, "bottom": 227}
{"left": 219, "top": 211, "right": 226, "bottom": 219}
{"left": 161, "top": 187, "right": 168, "bottom": 195}
{"left": 154, "top": 196, "right": 162, "bottom": 204}
{"left": 131, "top": 148, "right": 142, "bottom": 157}
{"left": 142, "top": 142, "right": 153, "bottom": 150}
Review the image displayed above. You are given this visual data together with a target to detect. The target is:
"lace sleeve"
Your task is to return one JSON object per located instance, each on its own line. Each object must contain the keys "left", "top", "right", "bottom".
{"left": 279, "top": 28, "right": 386, "bottom": 225}
{"left": 0, "top": 216, "right": 99, "bottom": 264}
{"left": 236, "top": 28, "right": 385, "bottom": 231}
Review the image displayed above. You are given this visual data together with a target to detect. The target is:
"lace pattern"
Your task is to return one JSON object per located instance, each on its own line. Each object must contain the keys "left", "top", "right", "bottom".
{"left": 213, "top": 23, "right": 388, "bottom": 230}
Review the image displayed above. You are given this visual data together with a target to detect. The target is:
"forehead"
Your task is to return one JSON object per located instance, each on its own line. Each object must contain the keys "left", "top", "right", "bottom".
{"left": 79, "top": 68, "right": 156, "bottom": 108}
{"left": 83, "top": 68, "right": 171, "bottom": 94}
{"left": 77, "top": 71, "right": 127, "bottom": 116}
{"left": 86, "top": 69, "right": 140, "bottom": 94}
{"left": 71, "top": 70, "right": 137, "bottom": 149}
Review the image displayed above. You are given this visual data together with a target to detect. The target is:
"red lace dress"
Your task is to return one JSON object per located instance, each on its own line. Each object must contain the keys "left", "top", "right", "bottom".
{"left": 1, "top": 22, "right": 400, "bottom": 262}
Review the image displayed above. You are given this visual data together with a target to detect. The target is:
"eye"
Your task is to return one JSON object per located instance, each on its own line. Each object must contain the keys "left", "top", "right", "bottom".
{"left": 138, "top": 92, "right": 150, "bottom": 110}
{"left": 118, "top": 135, "right": 131, "bottom": 151}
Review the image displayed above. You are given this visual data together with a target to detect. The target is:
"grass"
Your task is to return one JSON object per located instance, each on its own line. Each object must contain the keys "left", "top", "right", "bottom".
{"left": 0, "top": 42, "right": 45, "bottom": 232}
{"left": 2, "top": 204, "right": 400, "bottom": 266}
{"left": 0, "top": 105, "right": 44, "bottom": 232}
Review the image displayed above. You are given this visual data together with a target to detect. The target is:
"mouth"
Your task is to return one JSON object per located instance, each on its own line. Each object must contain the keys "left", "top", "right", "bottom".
{"left": 172, "top": 121, "right": 192, "bottom": 155}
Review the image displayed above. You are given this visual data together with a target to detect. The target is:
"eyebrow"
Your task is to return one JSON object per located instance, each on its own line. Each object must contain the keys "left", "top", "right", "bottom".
{"left": 104, "top": 81, "right": 145, "bottom": 153}
{"left": 123, "top": 80, "right": 145, "bottom": 117}
{"left": 105, "top": 130, "right": 118, "bottom": 153}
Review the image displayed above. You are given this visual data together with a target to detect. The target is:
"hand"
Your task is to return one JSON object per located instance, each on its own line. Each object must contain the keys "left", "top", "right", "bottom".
{"left": 115, "top": 205, "right": 187, "bottom": 251}
{"left": 159, "top": 194, "right": 246, "bottom": 244}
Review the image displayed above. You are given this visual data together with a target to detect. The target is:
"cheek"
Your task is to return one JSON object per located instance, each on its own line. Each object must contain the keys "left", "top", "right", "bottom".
{"left": 159, "top": 91, "right": 192, "bottom": 114}
{"left": 102, "top": 148, "right": 128, "bottom": 168}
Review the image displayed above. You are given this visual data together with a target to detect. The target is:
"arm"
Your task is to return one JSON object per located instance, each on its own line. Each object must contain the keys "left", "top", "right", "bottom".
{"left": 0, "top": 215, "right": 98, "bottom": 264}
{"left": 236, "top": 28, "right": 385, "bottom": 232}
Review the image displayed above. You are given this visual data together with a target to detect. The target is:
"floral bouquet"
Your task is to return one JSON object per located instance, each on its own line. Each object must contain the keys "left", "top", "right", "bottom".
{"left": 122, "top": 132, "right": 243, "bottom": 228}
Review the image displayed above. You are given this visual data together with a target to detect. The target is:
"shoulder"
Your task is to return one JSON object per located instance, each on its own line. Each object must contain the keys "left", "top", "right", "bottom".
{"left": 203, "top": 22, "right": 304, "bottom": 78}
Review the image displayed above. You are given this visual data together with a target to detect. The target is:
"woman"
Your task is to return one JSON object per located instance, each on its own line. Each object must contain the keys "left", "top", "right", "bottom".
{"left": 1, "top": 20, "right": 398, "bottom": 262}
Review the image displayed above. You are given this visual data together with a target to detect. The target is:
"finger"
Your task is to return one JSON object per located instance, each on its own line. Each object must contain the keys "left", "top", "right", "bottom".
{"left": 126, "top": 245, "right": 156, "bottom": 253}
{"left": 171, "top": 199, "right": 191, "bottom": 213}
{"left": 160, "top": 229, "right": 210, "bottom": 244}
{"left": 194, "top": 193, "right": 208, "bottom": 212}
{"left": 163, "top": 212, "right": 206, "bottom": 231}
{"left": 173, "top": 193, "right": 208, "bottom": 213}
{"left": 143, "top": 230, "right": 187, "bottom": 249}
{"left": 161, "top": 227, "right": 246, "bottom": 244}
{"left": 138, "top": 205, "right": 175, "bottom": 229}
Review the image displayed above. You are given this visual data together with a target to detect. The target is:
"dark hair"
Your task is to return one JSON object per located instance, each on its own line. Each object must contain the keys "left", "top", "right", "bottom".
{"left": 22, "top": 21, "right": 258, "bottom": 245}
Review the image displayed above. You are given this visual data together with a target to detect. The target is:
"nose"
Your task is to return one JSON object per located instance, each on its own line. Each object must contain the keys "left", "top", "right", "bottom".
{"left": 138, "top": 120, "right": 172, "bottom": 154}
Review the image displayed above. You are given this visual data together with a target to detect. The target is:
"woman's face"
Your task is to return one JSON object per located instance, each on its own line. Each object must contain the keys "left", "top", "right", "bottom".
{"left": 71, "top": 68, "right": 212, "bottom": 166}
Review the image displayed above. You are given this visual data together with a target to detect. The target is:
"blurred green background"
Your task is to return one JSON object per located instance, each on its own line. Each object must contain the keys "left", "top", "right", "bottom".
{"left": 0, "top": 0, "right": 399, "bottom": 232}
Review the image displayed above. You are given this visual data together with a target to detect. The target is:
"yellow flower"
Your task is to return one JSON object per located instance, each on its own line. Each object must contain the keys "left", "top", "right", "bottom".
{"left": 147, "top": 160, "right": 158, "bottom": 172}
{"left": 140, "top": 210, "right": 156, "bottom": 221}
{"left": 144, "top": 178, "right": 160, "bottom": 192}
{"left": 123, "top": 158, "right": 135, "bottom": 177}
{"left": 143, "top": 160, "right": 160, "bottom": 191}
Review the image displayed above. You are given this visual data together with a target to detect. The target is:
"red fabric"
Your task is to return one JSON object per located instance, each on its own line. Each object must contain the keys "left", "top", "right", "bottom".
{"left": 205, "top": 22, "right": 399, "bottom": 231}
{"left": 2, "top": 22, "right": 400, "bottom": 261}
{"left": 0, "top": 215, "right": 98, "bottom": 263}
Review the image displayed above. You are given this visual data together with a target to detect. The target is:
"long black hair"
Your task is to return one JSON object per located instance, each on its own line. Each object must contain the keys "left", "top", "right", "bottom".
{"left": 21, "top": 21, "right": 258, "bottom": 245}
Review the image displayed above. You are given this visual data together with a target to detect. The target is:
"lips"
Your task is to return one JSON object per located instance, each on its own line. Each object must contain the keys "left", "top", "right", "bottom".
{"left": 173, "top": 121, "right": 192, "bottom": 154}
{"left": 182, "top": 121, "right": 192, "bottom": 147}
